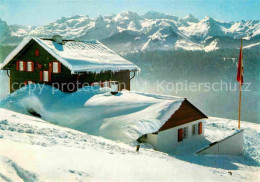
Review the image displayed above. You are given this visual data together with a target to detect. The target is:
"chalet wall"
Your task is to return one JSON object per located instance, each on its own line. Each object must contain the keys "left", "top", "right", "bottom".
{"left": 7, "top": 40, "right": 131, "bottom": 92}
{"left": 8, "top": 41, "right": 75, "bottom": 92}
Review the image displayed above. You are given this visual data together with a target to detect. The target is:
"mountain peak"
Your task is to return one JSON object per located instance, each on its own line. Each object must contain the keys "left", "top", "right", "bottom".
{"left": 202, "top": 16, "right": 215, "bottom": 22}
{"left": 183, "top": 14, "right": 199, "bottom": 23}
{"left": 114, "top": 11, "right": 141, "bottom": 21}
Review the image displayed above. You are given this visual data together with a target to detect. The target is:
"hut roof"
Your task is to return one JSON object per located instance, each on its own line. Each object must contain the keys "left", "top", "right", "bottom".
{"left": 1, "top": 36, "right": 140, "bottom": 73}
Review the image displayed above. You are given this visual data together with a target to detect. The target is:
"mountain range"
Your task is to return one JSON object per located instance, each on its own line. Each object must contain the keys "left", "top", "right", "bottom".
{"left": 0, "top": 11, "right": 259, "bottom": 53}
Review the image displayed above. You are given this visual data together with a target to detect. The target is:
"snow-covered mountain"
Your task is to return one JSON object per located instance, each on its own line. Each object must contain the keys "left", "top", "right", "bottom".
{"left": 0, "top": 11, "right": 259, "bottom": 53}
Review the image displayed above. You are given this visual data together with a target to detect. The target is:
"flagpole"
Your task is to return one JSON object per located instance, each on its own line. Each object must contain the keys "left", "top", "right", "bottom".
{"left": 238, "top": 37, "right": 242, "bottom": 129}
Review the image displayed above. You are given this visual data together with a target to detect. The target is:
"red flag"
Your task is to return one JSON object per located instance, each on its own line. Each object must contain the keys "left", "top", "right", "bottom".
{"left": 237, "top": 41, "right": 243, "bottom": 85}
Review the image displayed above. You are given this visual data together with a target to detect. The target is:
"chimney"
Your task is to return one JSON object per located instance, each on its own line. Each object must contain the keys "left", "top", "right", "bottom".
{"left": 110, "top": 81, "right": 119, "bottom": 95}
{"left": 52, "top": 35, "right": 64, "bottom": 44}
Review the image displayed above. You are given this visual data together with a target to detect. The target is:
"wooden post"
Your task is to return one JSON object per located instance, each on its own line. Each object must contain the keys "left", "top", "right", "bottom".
{"left": 238, "top": 77, "right": 241, "bottom": 129}
{"left": 238, "top": 38, "right": 242, "bottom": 129}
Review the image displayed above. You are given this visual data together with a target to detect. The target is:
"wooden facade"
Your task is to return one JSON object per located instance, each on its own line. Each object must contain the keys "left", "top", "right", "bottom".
{"left": 3, "top": 39, "right": 132, "bottom": 93}
{"left": 159, "top": 99, "right": 207, "bottom": 132}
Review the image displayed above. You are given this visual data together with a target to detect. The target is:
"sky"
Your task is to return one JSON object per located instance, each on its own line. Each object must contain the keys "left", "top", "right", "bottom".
{"left": 0, "top": 0, "right": 259, "bottom": 26}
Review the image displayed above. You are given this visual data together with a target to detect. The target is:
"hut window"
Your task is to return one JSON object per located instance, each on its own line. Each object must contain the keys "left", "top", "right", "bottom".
{"left": 35, "top": 49, "right": 39, "bottom": 56}
{"left": 43, "top": 70, "right": 51, "bottom": 82}
{"left": 27, "top": 61, "right": 34, "bottom": 72}
{"left": 192, "top": 124, "right": 196, "bottom": 135}
{"left": 52, "top": 62, "right": 61, "bottom": 73}
{"left": 183, "top": 127, "right": 188, "bottom": 139}
{"left": 19, "top": 61, "right": 26, "bottom": 71}
{"left": 36, "top": 63, "right": 42, "bottom": 69}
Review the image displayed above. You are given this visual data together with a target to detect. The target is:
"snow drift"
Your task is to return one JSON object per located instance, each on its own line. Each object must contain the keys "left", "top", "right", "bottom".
{"left": 0, "top": 84, "right": 184, "bottom": 143}
{"left": 0, "top": 64, "right": 9, "bottom": 99}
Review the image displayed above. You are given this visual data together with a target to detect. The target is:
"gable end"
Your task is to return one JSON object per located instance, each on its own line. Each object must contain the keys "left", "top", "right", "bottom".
{"left": 159, "top": 99, "right": 207, "bottom": 132}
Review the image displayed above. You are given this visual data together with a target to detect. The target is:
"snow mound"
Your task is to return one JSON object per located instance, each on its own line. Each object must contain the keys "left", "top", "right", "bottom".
{"left": 0, "top": 64, "right": 9, "bottom": 99}
{"left": 0, "top": 85, "right": 184, "bottom": 143}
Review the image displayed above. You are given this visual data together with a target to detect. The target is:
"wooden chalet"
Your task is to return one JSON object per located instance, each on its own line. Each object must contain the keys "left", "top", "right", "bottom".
{"left": 138, "top": 98, "right": 208, "bottom": 152}
{"left": 1, "top": 35, "right": 140, "bottom": 92}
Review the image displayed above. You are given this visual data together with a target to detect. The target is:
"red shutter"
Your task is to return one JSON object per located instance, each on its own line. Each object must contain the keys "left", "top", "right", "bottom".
{"left": 178, "top": 128, "right": 183, "bottom": 142}
{"left": 37, "top": 63, "right": 42, "bottom": 69}
{"left": 40, "top": 71, "right": 43, "bottom": 81}
{"left": 16, "top": 61, "right": 19, "bottom": 70}
{"left": 48, "top": 71, "right": 51, "bottom": 82}
{"left": 23, "top": 61, "right": 27, "bottom": 71}
{"left": 58, "top": 62, "right": 61, "bottom": 73}
{"left": 31, "top": 62, "right": 35, "bottom": 71}
{"left": 198, "top": 122, "right": 202, "bottom": 134}
{"left": 49, "top": 62, "right": 52, "bottom": 72}
{"left": 35, "top": 49, "right": 39, "bottom": 56}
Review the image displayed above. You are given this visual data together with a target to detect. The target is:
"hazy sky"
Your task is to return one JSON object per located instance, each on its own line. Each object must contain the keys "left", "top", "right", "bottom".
{"left": 0, "top": 0, "right": 259, "bottom": 26}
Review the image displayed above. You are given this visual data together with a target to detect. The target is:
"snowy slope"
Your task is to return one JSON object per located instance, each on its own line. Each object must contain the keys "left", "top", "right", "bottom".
{"left": 1, "top": 11, "right": 259, "bottom": 52}
{"left": 0, "top": 109, "right": 259, "bottom": 181}
{"left": 0, "top": 85, "right": 184, "bottom": 143}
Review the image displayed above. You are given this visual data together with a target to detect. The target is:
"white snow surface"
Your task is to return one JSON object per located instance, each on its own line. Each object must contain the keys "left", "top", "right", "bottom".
{"left": 1, "top": 37, "right": 140, "bottom": 73}
{"left": 0, "top": 64, "right": 9, "bottom": 99}
{"left": 0, "top": 84, "right": 184, "bottom": 143}
{"left": 0, "top": 108, "right": 259, "bottom": 181}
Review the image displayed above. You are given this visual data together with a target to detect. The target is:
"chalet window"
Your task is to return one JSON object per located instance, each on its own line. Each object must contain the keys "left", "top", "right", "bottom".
{"left": 52, "top": 62, "right": 61, "bottom": 73}
{"left": 183, "top": 127, "right": 188, "bottom": 139}
{"left": 35, "top": 49, "right": 39, "bottom": 56}
{"left": 19, "top": 61, "right": 23, "bottom": 71}
{"left": 27, "top": 61, "right": 34, "bottom": 72}
{"left": 36, "top": 63, "right": 42, "bottom": 69}
{"left": 18, "top": 61, "right": 26, "bottom": 71}
{"left": 43, "top": 70, "right": 51, "bottom": 82}
{"left": 192, "top": 124, "right": 196, "bottom": 135}
{"left": 195, "top": 123, "right": 199, "bottom": 134}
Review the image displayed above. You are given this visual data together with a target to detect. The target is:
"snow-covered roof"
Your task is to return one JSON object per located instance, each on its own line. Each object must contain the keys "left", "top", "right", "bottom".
{"left": 1, "top": 36, "right": 140, "bottom": 73}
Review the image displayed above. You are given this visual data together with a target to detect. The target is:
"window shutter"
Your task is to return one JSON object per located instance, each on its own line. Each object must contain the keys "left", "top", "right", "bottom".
{"left": 178, "top": 128, "right": 183, "bottom": 142}
{"left": 58, "top": 62, "right": 61, "bottom": 73}
{"left": 37, "top": 63, "right": 42, "bottom": 69}
{"left": 16, "top": 61, "right": 19, "bottom": 70}
{"left": 48, "top": 71, "right": 51, "bottom": 82}
{"left": 23, "top": 61, "right": 27, "bottom": 71}
{"left": 198, "top": 122, "right": 202, "bottom": 134}
{"left": 40, "top": 71, "right": 43, "bottom": 81}
{"left": 31, "top": 62, "right": 35, "bottom": 71}
{"left": 49, "top": 62, "right": 52, "bottom": 72}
